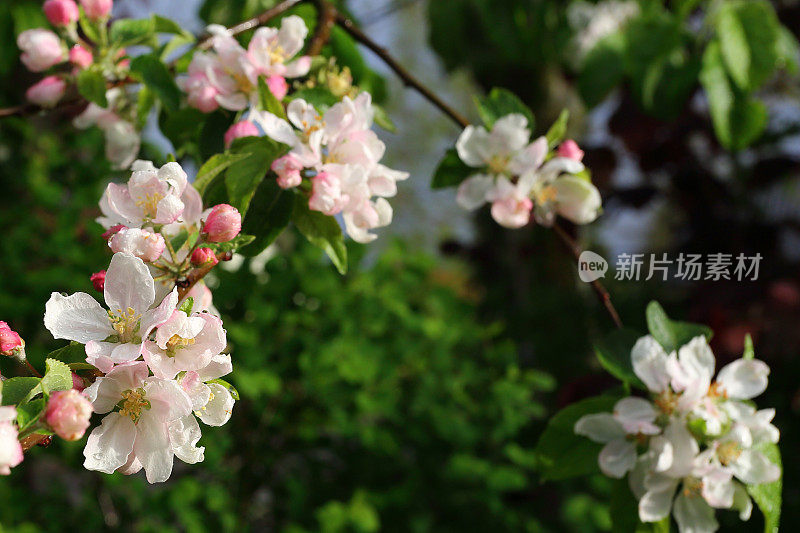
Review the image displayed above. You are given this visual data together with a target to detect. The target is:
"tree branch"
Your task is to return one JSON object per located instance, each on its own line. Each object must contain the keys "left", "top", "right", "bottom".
{"left": 198, "top": 0, "right": 306, "bottom": 49}
{"left": 307, "top": 0, "right": 337, "bottom": 56}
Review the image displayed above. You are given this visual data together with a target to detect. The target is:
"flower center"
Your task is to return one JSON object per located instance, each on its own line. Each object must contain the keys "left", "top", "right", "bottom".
{"left": 487, "top": 155, "right": 509, "bottom": 175}
{"left": 534, "top": 185, "right": 557, "bottom": 205}
{"left": 119, "top": 388, "right": 150, "bottom": 423}
{"left": 269, "top": 45, "right": 286, "bottom": 65}
{"left": 108, "top": 307, "right": 141, "bottom": 343}
{"left": 707, "top": 382, "right": 728, "bottom": 399}
{"left": 134, "top": 192, "right": 164, "bottom": 219}
{"left": 682, "top": 477, "right": 703, "bottom": 497}
{"left": 654, "top": 389, "right": 678, "bottom": 415}
{"left": 717, "top": 441, "right": 742, "bottom": 466}
{"left": 166, "top": 333, "right": 196, "bottom": 352}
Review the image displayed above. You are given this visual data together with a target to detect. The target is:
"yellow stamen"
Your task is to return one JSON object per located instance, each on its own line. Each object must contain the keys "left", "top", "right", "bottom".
{"left": 119, "top": 388, "right": 149, "bottom": 423}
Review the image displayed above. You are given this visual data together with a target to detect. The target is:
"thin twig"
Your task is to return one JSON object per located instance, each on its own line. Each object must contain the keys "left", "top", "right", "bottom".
{"left": 23, "top": 360, "right": 42, "bottom": 378}
{"left": 176, "top": 260, "right": 218, "bottom": 302}
{"left": 334, "top": 12, "right": 470, "bottom": 129}
{"left": 307, "top": 0, "right": 337, "bottom": 56}
{"left": 552, "top": 222, "right": 623, "bottom": 329}
{"left": 198, "top": 0, "right": 305, "bottom": 49}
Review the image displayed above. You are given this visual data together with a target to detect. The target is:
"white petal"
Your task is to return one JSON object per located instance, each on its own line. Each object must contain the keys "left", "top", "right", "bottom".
{"left": 251, "top": 111, "right": 299, "bottom": 146}
{"left": 169, "top": 415, "right": 205, "bottom": 465}
{"left": 598, "top": 439, "right": 637, "bottom": 478}
{"left": 508, "top": 136, "right": 547, "bottom": 175}
{"left": 456, "top": 174, "right": 494, "bottom": 210}
{"left": 639, "top": 474, "right": 679, "bottom": 523}
{"left": 133, "top": 413, "right": 174, "bottom": 483}
{"left": 140, "top": 288, "right": 179, "bottom": 340}
{"left": 732, "top": 482, "right": 752, "bottom": 521}
{"left": 104, "top": 253, "right": 155, "bottom": 315}
{"left": 717, "top": 359, "right": 770, "bottom": 400}
{"left": 574, "top": 413, "right": 625, "bottom": 443}
{"left": 673, "top": 493, "right": 719, "bottom": 533}
{"left": 144, "top": 378, "right": 192, "bottom": 422}
{"left": 613, "top": 397, "right": 659, "bottom": 435}
{"left": 197, "top": 383, "right": 234, "bottom": 426}
{"left": 631, "top": 335, "right": 671, "bottom": 393}
{"left": 83, "top": 413, "right": 136, "bottom": 474}
{"left": 552, "top": 176, "right": 602, "bottom": 225}
{"left": 701, "top": 468, "right": 734, "bottom": 508}
{"left": 663, "top": 420, "right": 699, "bottom": 478}
{"left": 488, "top": 114, "right": 530, "bottom": 154}
{"left": 109, "top": 342, "right": 143, "bottom": 364}
{"left": 195, "top": 354, "right": 233, "bottom": 381}
{"left": 731, "top": 449, "right": 781, "bottom": 485}
{"left": 649, "top": 435, "right": 674, "bottom": 473}
{"left": 455, "top": 126, "right": 490, "bottom": 167}
{"left": 676, "top": 336, "right": 716, "bottom": 387}
{"left": 44, "top": 292, "right": 114, "bottom": 343}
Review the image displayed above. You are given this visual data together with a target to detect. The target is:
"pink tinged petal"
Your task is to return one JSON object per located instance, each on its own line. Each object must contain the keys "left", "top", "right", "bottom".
{"left": 153, "top": 194, "right": 185, "bottom": 225}
{"left": 85, "top": 341, "right": 116, "bottom": 374}
{"left": 140, "top": 288, "right": 179, "bottom": 341}
{"left": 215, "top": 92, "right": 248, "bottom": 111}
{"left": 118, "top": 453, "right": 143, "bottom": 475}
{"left": 283, "top": 55, "right": 312, "bottom": 77}
{"left": 598, "top": 439, "right": 637, "bottom": 478}
{"left": 673, "top": 493, "right": 719, "bottom": 533}
{"left": 456, "top": 174, "right": 494, "bottom": 210}
{"left": 508, "top": 136, "right": 547, "bottom": 175}
{"left": 631, "top": 335, "right": 671, "bottom": 393}
{"left": 180, "top": 372, "right": 212, "bottom": 410}
{"left": 731, "top": 450, "right": 781, "bottom": 485}
{"left": 142, "top": 343, "right": 179, "bottom": 380}
{"left": 44, "top": 291, "right": 114, "bottom": 343}
{"left": 180, "top": 186, "right": 204, "bottom": 225}
{"left": 0, "top": 422, "right": 23, "bottom": 474}
{"left": 196, "top": 354, "right": 233, "bottom": 381}
{"left": 277, "top": 15, "right": 309, "bottom": 57}
{"left": 144, "top": 378, "right": 192, "bottom": 422}
{"left": 613, "top": 397, "right": 659, "bottom": 435}
{"left": 133, "top": 413, "right": 174, "bottom": 483}
{"left": 84, "top": 361, "right": 148, "bottom": 412}
{"left": 701, "top": 468, "right": 734, "bottom": 508}
{"left": 197, "top": 383, "right": 234, "bottom": 426}
{"left": 155, "top": 311, "right": 204, "bottom": 350}
{"left": 169, "top": 415, "right": 205, "bottom": 464}
{"left": 109, "top": 342, "right": 143, "bottom": 364}
{"left": 158, "top": 162, "right": 188, "bottom": 194}
{"left": 538, "top": 157, "right": 585, "bottom": 180}
{"left": 0, "top": 407, "right": 17, "bottom": 424}
{"left": 104, "top": 253, "right": 156, "bottom": 315}
{"left": 717, "top": 359, "right": 770, "bottom": 400}
{"left": 172, "top": 314, "right": 226, "bottom": 371}
{"left": 455, "top": 125, "right": 490, "bottom": 167}
{"left": 83, "top": 413, "right": 136, "bottom": 474}
{"left": 574, "top": 413, "right": 626, "bottom": 443}
{"left": 639, "top": 474, "right": 679, "bottom": 522}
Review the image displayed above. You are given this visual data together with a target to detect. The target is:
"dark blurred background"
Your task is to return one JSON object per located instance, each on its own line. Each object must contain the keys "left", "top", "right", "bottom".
{"left": 1, "top": 0, "right": 799, "bottom": 531}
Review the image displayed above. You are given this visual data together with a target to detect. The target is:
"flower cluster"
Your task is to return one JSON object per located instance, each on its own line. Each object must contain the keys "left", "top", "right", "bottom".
{"left": 575, "top": 335, "right": 779, "bottom": 532}
{"left": 252, "top": 92, "right": 409, "bottom": 242}
{"left": 179, "top": 16, "right": 311, "bottom": 113}
{"left": 37, "top": 160, "right": 239, "bottom": 482}
{"left": 455, "top": 115, "right": 601, "bottom": 228}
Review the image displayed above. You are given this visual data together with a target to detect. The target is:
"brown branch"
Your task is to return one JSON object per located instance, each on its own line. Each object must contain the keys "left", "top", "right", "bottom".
{"left": 20, "top": 433, "right": 47, "bottom": 452}
{"left": 176, "top": 261, "right": 218, "bottom": 302}
{"left": 307, "top": 0, "right": 337, "bottom": 56}
{"left": 552, "top": 222, "right": 623, "bottom": 329}
{"left": 334, "top": 12, "right": 470, "bottom": 129}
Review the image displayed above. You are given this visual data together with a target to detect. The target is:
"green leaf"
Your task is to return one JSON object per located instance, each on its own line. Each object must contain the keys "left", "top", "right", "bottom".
{"left": 16, "top": 398, "right": 45, "bottom": 434}
{"left": 78, "top": 9, "right": 101, "bottom": 43}
{"left": 700, "top": 41, "right": 768, "bottom": 150}
{"left": 743, "top": 333, "right": 755, "bottom": 360}
{"left": 47, "top": 341, "right": 86, "bottom": 365}
{"left": 474, "top": 87, "right": 534, "bottom": 129}
{"left": 292, "top": 196, "right": 347, "bottom": 275}
{"left": 225, "top": 137, "right": 289, "bottom": 216}
{"left": 194, "top": 152, "right": 250, "bottom": 197}
{"left": 170, "top": 228, "right": 190, "bottom": 253}
{"left": 0, "top": 377, "right": 41, "bottom": 406}
{"left": 716, "top": 1, "right": 780, "bottom": 92}
{"left": 545, "top": 109, "right": 569, "bottom": 149}
{"left": 130, "top": 54, "right": 182, "bottom": 111}
{"left": 208, "top": 234, "right": 256, "bottom": 255}
{"left": 594, "top": 328, "right": 646, "bottom": 389}
{"left": 207, "top": 378, "right": 239, "bottom": 401}
{"left": 239, "top": 177, "right": 294, "bottom": 257}
{"left": 372, "top": 105, "right": 396, "bottom": 133}
{"left": 152, "top": 14, "right": 193, "bottom": 39}
{"left": 109, "top": 17, "right": 156, "bottom": 48}
{"left": 747, "top": 442, "right": 781, "bottom": 533}
{"left": 77, "top": 68, "right": 108, "bottom": 108}
{"left": 579, "top": 32, "right": 626, "bottom": 108}
{"left": 179, "top": 297, "right": 194, "bottom": 315}
{"left": 40, "top": 358, "right": 73, "bottom": 396}
{"left": 68, "top": 362, "right": 98, "bottom": 372}
{"left": 135, "top": 86, "right": 156, "bottom": 130}
{"left": 289, "top": 87, "right": 340, "bottom": 111}
{"left": 776, "top": 26, "right": 800, "bottom": 74}
{"left": 645, "top": 301, "right": 712, "bottom": 353}
{"left": 199, "top": 110, "right": 234, "bottom": 161}
{"left": 431, "top": 148, "right": 473, "bottom": 189}
{"left": 159, "top": 107, "right": 205, "bottom": 153}
{"left": 258, "top": 77, "right": 286, "bottom": 119}
{"left": 534, "top": 394, "right": 621, "bottom": 481}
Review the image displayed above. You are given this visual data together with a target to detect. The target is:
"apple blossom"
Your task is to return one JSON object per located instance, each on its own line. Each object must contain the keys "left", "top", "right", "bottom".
{"left": 558, "top": 139, "right": 584, "bottom": 161}
{"left": 90, "top": 270, "right": 106, "bottom": 292}
{"left": 80, "top": 0, "right": 112, "bottom": 20}
{"left": 224, "top": 120, "right": 259, "bottom": 148}
{"left": 43, "top": 0, "right": 79, "bottom": 27}
{"left": 0, "top": 406, "right": 23, "bottom": 475}
{"left": 83, "top": 362, "right": 194, "bottom": 483}
{"left": 0, "top": 321, "right": 24, "bottom": 356}
{"left": 69, "top": 45, "right": 93, "bottom": 69}
{"left": 26, "top": 76, "right": 66, "bottom": 107}
{"left": 102, "top": 224, "right": 126, "bottom": 241}
{"left": 17, "top": 29, "right": 65, "bottom": 72}
{"left": 203, "top": 204, "right": 241, "bottom": 242}
{"left": 191, "top": 247, "right": 218, "bottom": 267}
{"left": 73, "top": 92, "right": 141, "bottom": 170}
{"left": 45, "top": 389, "right": 93, "bottom": 441}
{"left": 272, "top": 153, "right": 304, "bottom": 189}
{"left": 143, "top": 310, "right": 226, "bottom": 379}
{"left": 109, "top": 228, "right": 166, "bottom": 263}
{"left": 247, "top": 15, "right": 312, "bottom": 79}
{"left": 44, "top": 253, "right": 177, "bottom": 373}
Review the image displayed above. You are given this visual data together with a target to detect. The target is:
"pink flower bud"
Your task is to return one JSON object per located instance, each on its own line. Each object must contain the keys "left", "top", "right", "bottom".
{"left": 43, "top": 0, "right": 79, "bottom": 26}
{"left": 203, "top": 204, "right": 241, "bottom": 243}
{"left": 71, "top": 372, "right": 86, "bottom": 392}
{"left": 101, "top": 224, "right": 126, "bottom": 241}
{"left": 17, "top": 29, "right": 65, "bottom": 72}
{"left": 224, "top": 120, "right": 259, "bottom": 148}
{"left": 44, "top": 389, "right": 92, "bottom": 441}
{"left": 265, "top": 75, "right": 288, "bottom": 101}
{"left": 90, "top": 270, "right": 106, "bottom": 292}
{"left": 109, "top": 228, "right": 166, "bottom": 262}
{"left": 557, "top": 139, "right": 584, "bottom": 162}
{"left": 79, "top": 0, "right": 112, "bottom": 20}
{"left": 272, "top": 153, "right": 303, "bottom": 189}
{"left": 191, "top": 247, "right": 219, "bottom": 267}
{"left": 0, "top": 322, "right": 24, "bottom": 356}
{"left": 187, "top": 84, "right": 219, "bottom": 113}
{"left": 25, "top": 76, "right": 66, "bottom": 107}
{"left": 69, "top": 45, "right": 93, "bottom": 69}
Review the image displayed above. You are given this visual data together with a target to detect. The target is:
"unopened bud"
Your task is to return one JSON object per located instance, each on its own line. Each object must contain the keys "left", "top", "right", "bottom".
{"left": 191, "top": 247, "right": 218, "bottom": 267}
{"left": 224, "top": 120, "right": 259, "bottom": 148}
{"left": 44, "top": 389, "right": 93, "bottom": 441}
{"left": 79, "top": 0, "right": 112, "bottom": 20}
{"left": 558, "top": 139, "right": 584, "bottom": 162}
{"left": 0, "top": 322, "right": 24, "bottom": 358}
{"left": 101, "top": 224, "right": 126, "bottom": 241}
{"left": 90, "top": 270, "right": 106, "bottom": 292}
{"left": 69, "top": 45, "right": 93, "bottom": 69}
{"left": 43, "top": 0, "right": 79, "bottom": 27}
{"left": 203, "top": 204, "right": 241, "bottom": 243}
